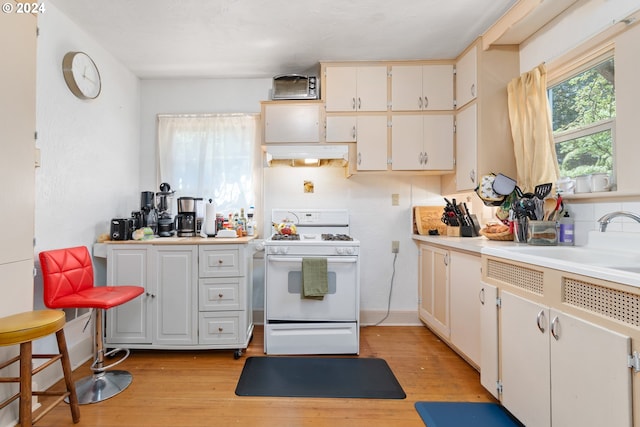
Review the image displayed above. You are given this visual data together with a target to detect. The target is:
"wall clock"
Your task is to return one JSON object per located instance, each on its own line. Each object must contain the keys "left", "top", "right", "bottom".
{"left": 62, "top": 51, "right": 102, "bottom": 100}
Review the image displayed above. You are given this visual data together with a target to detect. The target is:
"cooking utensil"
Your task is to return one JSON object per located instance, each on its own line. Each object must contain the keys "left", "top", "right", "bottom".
{"left": 534, "top": 182, "right": 553, "bottom": 199}
{"left": 543, "top": 197, "right": 557, "bottom": 220}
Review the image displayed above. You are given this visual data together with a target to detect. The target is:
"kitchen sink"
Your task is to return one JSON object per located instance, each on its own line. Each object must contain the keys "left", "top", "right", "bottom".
{"left": 482, "top": 231, "right": 640, "bottom": 287}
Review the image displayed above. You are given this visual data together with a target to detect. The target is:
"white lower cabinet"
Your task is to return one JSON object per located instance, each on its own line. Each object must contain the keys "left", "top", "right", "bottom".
{"left": 417, "top": 243, "right": 482, "bottom": 367}
{"left": 479, "top": 281, "right": 499, "bottom": 398}
{"left": 418, "top": 244, "right": 450, "bottom": 338}
{"left": 153, "top": 246, "right": 198, "bottom": 345}
{"left": 106, "top": 243, "right": 253, "bottom": 355}
{"left": 449, "top": 251, "right": 481, "bottom": 367}
{"left": 501, "top": 290, "right": 632, "bottom": 427}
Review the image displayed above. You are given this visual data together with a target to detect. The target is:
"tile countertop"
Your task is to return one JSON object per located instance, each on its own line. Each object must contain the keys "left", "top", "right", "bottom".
{"left": 413, "top": 233, "right": 640, "bottom": 288}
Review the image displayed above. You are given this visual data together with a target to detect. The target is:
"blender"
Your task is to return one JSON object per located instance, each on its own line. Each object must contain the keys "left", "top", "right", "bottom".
{"left": 140, "top": 191, "right": 158, "bottom": 234}
{"left": 156, "top": 182, "right": 176, "bottom": 237}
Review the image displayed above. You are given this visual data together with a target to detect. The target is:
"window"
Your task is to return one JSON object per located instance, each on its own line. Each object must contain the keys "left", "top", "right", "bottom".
{"left": 157, "top": 114, "right": 258, "bottom": 214}
{"left": 548, "top": 56, "right": 615, "bottom": 179}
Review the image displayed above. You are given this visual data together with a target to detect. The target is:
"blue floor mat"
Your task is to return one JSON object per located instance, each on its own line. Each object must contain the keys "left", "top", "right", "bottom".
{"left": 415, "top": 402, "right": 524, "bottom": 427}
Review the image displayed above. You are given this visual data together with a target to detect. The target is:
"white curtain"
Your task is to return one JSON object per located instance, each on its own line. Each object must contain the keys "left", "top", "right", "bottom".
{"left": 157, "top": 114, "right": 258, "bottom": 214}
{"left": 507, "top": 64, "right": 560, "bottom": 193}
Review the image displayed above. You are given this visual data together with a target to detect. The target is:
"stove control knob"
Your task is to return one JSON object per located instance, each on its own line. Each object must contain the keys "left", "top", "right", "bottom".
{"left": 337, "top": 247, "right": 353, "bottom": 255}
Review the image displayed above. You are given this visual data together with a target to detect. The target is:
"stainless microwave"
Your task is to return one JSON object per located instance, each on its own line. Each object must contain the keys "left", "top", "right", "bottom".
{"left": 272, "top": 74, "right": 319, "bottom": 100}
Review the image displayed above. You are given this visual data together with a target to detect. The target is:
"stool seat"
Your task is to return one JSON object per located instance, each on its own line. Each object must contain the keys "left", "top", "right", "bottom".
{"left": 0, "top": 310, "right": 65, "bottom": 346}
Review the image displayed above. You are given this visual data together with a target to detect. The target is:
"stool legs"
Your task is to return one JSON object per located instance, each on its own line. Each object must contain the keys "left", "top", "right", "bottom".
{"left": 18, "top": 341, "right": 32, "bottom": 427}
{"left": 73, "top": 309, "right": 133, "bottom": 404}
{"left": 56, "top": 329, "right": 80, "bottom": 422}
{"left": 15, "top": 331, "right": 79, "bottom": 426}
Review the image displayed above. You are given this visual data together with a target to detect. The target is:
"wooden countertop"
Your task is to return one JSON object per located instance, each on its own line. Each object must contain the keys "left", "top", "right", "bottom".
{"left": 99, "top": 235, "right": 257, "bottom": 245}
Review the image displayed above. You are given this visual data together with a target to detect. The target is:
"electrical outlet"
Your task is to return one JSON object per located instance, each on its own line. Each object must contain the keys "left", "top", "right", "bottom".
{"left": 391, "top": 193, "right": 399, "bottom": 206}
{"left": 392, "top": 241, "right": 399, "bottom": 253}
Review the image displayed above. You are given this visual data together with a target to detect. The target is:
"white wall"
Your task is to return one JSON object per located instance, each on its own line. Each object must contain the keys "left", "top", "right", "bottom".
{"left": 519, "top": 0, "right": 640, "bottom": 245}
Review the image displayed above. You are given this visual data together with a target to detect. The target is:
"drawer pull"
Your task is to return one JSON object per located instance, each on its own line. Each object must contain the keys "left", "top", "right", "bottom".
{"left": 218, "top": 259, "right": 223, "bottom": 264}
{"left": 218, "top": 293, "right": 224, "bottom": 298}
{"left": 218, "top": 327, "right": 224, "bottom": 332}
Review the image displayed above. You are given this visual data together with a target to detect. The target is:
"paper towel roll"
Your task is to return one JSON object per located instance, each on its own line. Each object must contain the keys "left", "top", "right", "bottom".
{"left": 202, "top": 201, "right": 216, "bottom": 236}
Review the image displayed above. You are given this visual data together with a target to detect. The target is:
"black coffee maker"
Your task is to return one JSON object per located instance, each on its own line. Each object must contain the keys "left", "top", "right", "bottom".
{"left": 175, "top": 197, "right": 197, "bottom": 237}
{"left": 140, "top": 191, "right": 158, "bottom": 234}
{"left": 156, "top": 183, "right": 175, "bottom": 237}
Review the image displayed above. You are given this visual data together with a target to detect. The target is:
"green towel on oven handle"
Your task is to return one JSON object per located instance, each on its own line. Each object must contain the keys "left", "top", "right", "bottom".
{"left": 302, "top": 257, "right": 328, "bottom": 300}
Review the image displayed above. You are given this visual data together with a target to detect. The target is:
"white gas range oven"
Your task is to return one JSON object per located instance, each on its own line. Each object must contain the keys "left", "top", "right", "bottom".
{"left": 263, "top": 208, "right": 360, "bottom": 355}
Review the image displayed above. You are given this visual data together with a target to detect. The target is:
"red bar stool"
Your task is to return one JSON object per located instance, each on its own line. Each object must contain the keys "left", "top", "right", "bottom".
{"left": 39, "top": 246, "right": 144, "bottom": 404}
{"left": 0, "top": 310, "right": 80, "bottom": 426}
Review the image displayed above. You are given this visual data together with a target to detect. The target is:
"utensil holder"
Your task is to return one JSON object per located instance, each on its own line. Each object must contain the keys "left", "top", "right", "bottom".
{"left": 527, "top": 221, "right": 558, "bottom": 245}
{"left": 513, "top": 217, "right": 529, "bottom": 243}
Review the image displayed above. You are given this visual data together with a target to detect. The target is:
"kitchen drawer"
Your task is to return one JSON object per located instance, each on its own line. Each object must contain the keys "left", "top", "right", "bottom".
{"left": 199, "top": 312, "right": 242, "bottom": 345}
{"left": 199, "top": 246, "right": 243, "bottom": 277}
{"left": 199, "top": 277, "right": 242, "bottom": 311}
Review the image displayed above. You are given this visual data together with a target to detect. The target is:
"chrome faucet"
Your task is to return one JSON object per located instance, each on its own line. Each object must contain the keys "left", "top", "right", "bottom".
{"left": 597, "top": 211, "right": 640, "bottom": 232}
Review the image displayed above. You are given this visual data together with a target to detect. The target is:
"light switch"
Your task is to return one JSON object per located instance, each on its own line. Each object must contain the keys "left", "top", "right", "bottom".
{"left": 391, "top": 193, "right": 399, "bottom": 206}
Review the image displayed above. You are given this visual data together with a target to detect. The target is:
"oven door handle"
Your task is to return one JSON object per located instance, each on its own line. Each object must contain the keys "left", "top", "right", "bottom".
{"left": 267, "top": 256, "right": 358, "bottom": 263}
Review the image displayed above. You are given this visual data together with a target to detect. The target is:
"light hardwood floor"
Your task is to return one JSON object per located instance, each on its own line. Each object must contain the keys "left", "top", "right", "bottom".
{"left": 37, "top": 325, "right": 495, "bottom": 427}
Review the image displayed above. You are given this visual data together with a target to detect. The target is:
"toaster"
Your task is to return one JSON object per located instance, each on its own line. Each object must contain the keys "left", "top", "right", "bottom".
{"left": 110, "top": 218, "right": 133, "bottom": 241}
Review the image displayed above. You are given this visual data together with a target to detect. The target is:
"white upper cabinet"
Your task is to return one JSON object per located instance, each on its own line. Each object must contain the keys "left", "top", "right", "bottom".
{"left": 325, "top": 65, "right": 388, "bottom": 112}
{"left": 262, "top": 102, "right": 322, "bottom": 143}
{"left": 391, "top": 114, "right": 453, "bottom": 170}
{"left": 391, "top": 64, "right": 454, "bottom": 111}
{"left": 455, "top": 46, "right": 477, "bottom": 109}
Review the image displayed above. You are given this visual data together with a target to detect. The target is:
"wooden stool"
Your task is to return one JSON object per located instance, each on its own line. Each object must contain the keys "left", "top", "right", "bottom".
{"left": 0, "top": 310, "right": 80, "bottom": 426}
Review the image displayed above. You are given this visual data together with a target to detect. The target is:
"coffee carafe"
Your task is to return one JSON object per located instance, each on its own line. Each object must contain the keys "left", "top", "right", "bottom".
{"left": 175, "top": 196, "right": 197, "bottom": 237}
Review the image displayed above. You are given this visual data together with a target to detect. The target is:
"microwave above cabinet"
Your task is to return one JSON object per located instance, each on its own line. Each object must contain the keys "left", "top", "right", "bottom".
{"left": 272, "top": 74, "right": 319, "bottom": 100}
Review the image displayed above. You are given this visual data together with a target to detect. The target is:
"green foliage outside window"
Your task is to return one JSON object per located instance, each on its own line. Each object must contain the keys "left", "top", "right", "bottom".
{"left": 548, "top": 58, "right": 615, "bottom": 178}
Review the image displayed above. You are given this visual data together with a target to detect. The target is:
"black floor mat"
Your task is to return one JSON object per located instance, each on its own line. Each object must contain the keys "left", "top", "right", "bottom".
{"left": 235, "top": 356, "right": 406, "bottom": 399}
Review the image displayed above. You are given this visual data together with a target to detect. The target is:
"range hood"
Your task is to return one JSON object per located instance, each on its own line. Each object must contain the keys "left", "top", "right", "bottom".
{"left": 264, "top": 144, "right": 350, "bottom": 167}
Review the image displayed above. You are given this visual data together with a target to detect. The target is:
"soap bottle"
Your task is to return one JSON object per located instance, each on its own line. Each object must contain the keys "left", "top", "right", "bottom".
{"left": 559, "top": 211, "right": 575, "bottom": 246}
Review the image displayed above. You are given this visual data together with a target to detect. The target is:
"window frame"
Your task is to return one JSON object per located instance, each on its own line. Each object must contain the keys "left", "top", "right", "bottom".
{"left": 547, "top": 48, "right": 617, "bottom": 187}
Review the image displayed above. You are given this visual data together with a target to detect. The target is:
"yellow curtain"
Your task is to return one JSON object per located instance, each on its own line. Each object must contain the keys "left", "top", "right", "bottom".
{"left": 507, "top": 64, "right": 560, "bottom": 194}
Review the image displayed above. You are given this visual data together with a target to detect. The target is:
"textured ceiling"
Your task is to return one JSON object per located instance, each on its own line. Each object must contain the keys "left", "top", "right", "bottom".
{"left": 51, "top": 0, "right": 517, "bottom": 79}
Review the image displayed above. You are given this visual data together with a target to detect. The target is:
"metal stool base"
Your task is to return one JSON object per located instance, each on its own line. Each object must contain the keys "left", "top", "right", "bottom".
{"left": 71, "top": 370, "right": 133, "bottom": 404}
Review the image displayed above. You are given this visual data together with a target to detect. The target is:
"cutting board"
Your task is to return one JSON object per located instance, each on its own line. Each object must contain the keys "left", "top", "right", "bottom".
{"left": 413, "top": 206, "right": 446, "bottom": 236}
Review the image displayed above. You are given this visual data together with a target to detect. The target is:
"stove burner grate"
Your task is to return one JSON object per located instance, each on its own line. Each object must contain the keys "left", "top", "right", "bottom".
{"left": 271, "top": 234, "right": 300, "bottom": 241}
{"left": 321, "top": 233, "right": 353, "bottom": 241}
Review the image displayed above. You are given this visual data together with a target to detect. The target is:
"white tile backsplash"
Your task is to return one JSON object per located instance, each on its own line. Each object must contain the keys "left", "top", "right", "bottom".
{"left": 567, "top": 199, "right": 640, "bottom": 244}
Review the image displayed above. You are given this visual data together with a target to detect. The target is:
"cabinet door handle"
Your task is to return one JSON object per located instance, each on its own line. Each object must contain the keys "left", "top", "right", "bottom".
{"left": 470, "top": 83, "right": 476, "bottom": 98}
{"left": 418, "top": 97, "right": 423, "bottom": 109}
{"left": 479, "top": 288, "right": 485, "bottom": 305}
{"left": 536, "top": 310, "right": 546, "bottom": 333}
{"left": 352, "top": 126, "right": 356, "bottom": 140}
{"left": 469, "top": 169, "right": 476, "bottom": 184}
{"left": 358, "top": 152, "right": 362, "bottom": 165}
{"left": 419, "top": 152, "right": 424, "bottom": 164}
{"left": 424, "top": 153, "right": 428, "bottom": 165}
{"left": 551, "top": 316, "right": 560, "bottom": 340}
{"left": 444, "top": 253, "right": 449, "bottom": 266}
{"left": 357, "top": 97, "right": 362, "bottom": 110}
{"left": 352, "top": 97, "right": 356, "bottom": 110}
{"left": 424, "top": 96, "right": 429, "bottom": 109}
